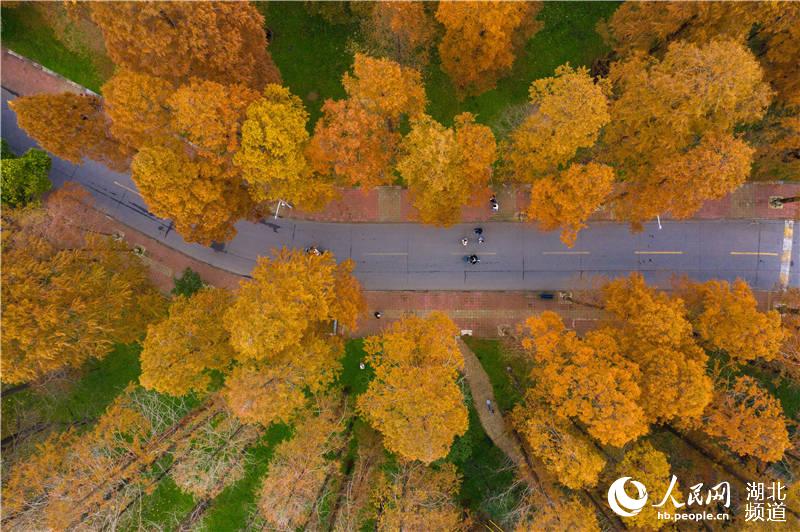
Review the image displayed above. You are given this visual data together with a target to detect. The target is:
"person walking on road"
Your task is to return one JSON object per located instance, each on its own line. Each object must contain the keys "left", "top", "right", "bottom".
{"left": 461, "top": 237, "right": 469, "bottom": 246}
{"left": 486, "top": 399, "right": 494, "bottom": 414}
{"left": 469, "top": 254, "right": 480, "bottom": 265}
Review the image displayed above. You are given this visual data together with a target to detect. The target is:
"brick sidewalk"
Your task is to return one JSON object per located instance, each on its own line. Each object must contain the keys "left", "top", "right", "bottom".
{"left": 4, "top": 47, "right": 798, "bottom": 225}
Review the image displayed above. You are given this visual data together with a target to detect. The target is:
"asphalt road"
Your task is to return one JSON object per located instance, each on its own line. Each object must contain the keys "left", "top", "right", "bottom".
{"left": 3, "top": 88, "right": 797, "bottom": 291}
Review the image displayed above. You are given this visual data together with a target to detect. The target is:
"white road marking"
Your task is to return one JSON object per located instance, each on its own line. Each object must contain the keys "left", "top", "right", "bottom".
{"left": 113, "top": 180, "right": 142, "bottom": 197}
{"left": 730, "top": 251, "right": 779, "bottom": 257}
{"left": 634, "top": 251, "right": 684, "bottom": 255}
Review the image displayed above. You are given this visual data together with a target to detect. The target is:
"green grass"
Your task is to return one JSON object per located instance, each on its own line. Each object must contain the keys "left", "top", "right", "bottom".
{"left": 198, "top": 423, "right": 293, "bottom": 531}
{"left": 425, "top": 2, "right": 619, "bottom": 133}
{"left": 448, "top": 391, "right": 524, "bottom": 528}
{"left": 0, "top": 4, "right": 108, "bottom": 92}
{"left": 462, "top": 337, "right": 529, "bottom": 412}
{"left": 1, "top": 343, "right": 142, "bottom": 438}
{"left": 257, "top": 2, "right": 357, "bottom": 127}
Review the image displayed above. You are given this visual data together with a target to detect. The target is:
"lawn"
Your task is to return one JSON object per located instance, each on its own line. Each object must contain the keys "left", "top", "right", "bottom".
{"left": 1, "top": 343, "right": 142, "bottom": 441}
{"left": 0, "top": 3, "right": 109, "bottom": 93}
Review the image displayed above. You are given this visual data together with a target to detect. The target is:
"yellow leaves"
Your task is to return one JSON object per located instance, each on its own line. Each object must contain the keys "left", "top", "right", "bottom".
{"left": 363, "top": 2, "right": 436, "bottom": 68}
{"left": 342, "top": 53, "right": 426, "bottom": 121}
{"left": 358, "top": 313, "right": 468, "bottom": 464}
{"left": 398, "top": 113, "right": 496, "bottom": 226}
{"left": 376, "top": 462, "right": 465, "bottom": 531}
{"left": 222, "top": 363, "right": 307, "bottom": 427}
{"left": 605, "top": 39, "right": 771, "bottom": 225}
{"left": 234, "top": 84, "right": 334, "bottom": 208}
{"left": 614, "top": 441, "right": 675, "bottom": 530}
{"left": 307, "top": 98, "right": 399, "bottom": 189}
{"left": 528, "top": 162, "right": 615, "bottom": 247}
{"left": 703, "top": 376, "right": 790, "bottom": 462}
{"left": 139, "top": 287, "right": 235, "bottom": 396}
{"left": 519, "top": 312, "right": 649, "bottom": 447}
{"left": 512, "top": 399, "right": 606, "bottom": 489}
{"left": 436, "top": 1, "right": 543, "bottom": 97}
{"left": 516, "top": 497, "right": 600, "bottom": 532}
{"left": 683, "top": 279, "right": 786, "bottom": 363}
{"left": 508, "top": 65, "right": 611, "bottom": 180}
{"left": 131, "top": 146, "right": 252, "bottom": 244}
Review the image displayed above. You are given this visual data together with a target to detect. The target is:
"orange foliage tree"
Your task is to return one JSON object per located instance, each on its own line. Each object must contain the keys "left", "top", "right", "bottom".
{"left": 342, "top": 53, "right": 426, "bottom": 125}
{"left": 602, "top": 273, "right": 713, "bottom": 423}
{"left": 528, "top": 163, "right": 615, "bottom": 247}
{"left": 679, "top": 279, "right": 785, "bottom": 363}
{"left": 222, "top": 249, "right": 364, "bottom": 426}
{"left": 139, "top": 287, "right": 235, "bottom": 396}
{"left": 702, "top": 376, "right": 790, "bottom": 462}
{"left": 612, "top": 441, "right": 677, "bottom": 530}
{"left": 131, "top": 146, "right": 253, "bottom": 245}
{"left": 376, "top": 462, "right": 465, "bottom": 531}
{"left": 90, "top": 1, "right": 280, "bottom": 89}
{"left": 307, "top": 98, "right": 400, "bottom": 189}
{"left": 357, "top": 312, "right": 468, "bottom": 464}
{"left": 1, "top": 210, "right": 165, "bottom": 385}
{"left": 10, "top": 93, "right": 133, "bottom": 172}
{"left": 518, "top": 312, "right": 649, "bottom": 447}
{"left": 516, "top": 497, "right": 600, "bottom": 532}
{"left": 257, "top": 406, "right": 346, "bottom": 529}
{"left": 362, "top": 1, "right": 436, "bottom": 68}
{"left": 604, "top": 40, "right": 771, "bottom": 226}
{"left": 102, "top": 69, "right": 175, "bottom": 150}
{"left": 436, "top": 1, "right": 543, "bottom": 97}
{"left": 398, "top": 113, "right": 496, "bottom": 226}
{"left": 511, "top": 397, "right": 607, "bottom": 489}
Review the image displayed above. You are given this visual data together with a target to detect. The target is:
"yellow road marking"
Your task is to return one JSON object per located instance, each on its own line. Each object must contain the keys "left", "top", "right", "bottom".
{"left": 634, "top": 251, "right": 684, "bottom": 255}
{"left": 113, "top": 180, "right": 142, "bottom": 197}
{"left": 450, "top": 252, "right": 497, "bottom": 255}
{"left": 542, "top": 251, "right": 590, "bottom": 255}
{"left": 363, "top": 252, "right": 408, "bottom": 256}
{"left": 730, "top": 251, "right": 779, "bottom": 257}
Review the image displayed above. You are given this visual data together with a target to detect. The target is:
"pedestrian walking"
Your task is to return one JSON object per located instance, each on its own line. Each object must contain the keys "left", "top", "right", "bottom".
{"left": 359, "top": 362, "right": 366, "bottom": 370}
{"left": 486, "top": 399, "right": 494, "bottom": 414}
{"left": 477, "top": 235, "right": 485, "bottom": 244}
{"left": 374, "top": 311, "right": 382, "bottom": 319}
{"left": 469, "top": 254, "right": 480, "bottom": 265}
{"left": 474, "top": 227, "right": 483, "bottom": 235}
{"left": 489, "top": 196, "right": 499, "bottom": 212}
{"left": 461, "top": 237, "right": 469, "bottom": 246}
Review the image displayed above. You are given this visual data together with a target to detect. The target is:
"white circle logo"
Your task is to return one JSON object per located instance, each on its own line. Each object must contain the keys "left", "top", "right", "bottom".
{"left": 608, "top": 477, "right": 649, "bottom": 517}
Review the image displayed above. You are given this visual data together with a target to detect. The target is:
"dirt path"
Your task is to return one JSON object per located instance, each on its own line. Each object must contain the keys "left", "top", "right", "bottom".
{"left": 457, "top": 338, "right": 528, "bottom": 469}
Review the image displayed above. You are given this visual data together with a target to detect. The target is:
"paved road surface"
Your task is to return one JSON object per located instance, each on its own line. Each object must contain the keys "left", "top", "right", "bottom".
{"left": 3, "top": 88, "right": 797, "bottom": 290}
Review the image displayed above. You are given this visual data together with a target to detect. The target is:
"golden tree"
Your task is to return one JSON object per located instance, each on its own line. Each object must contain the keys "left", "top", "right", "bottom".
{"left": 376, "top": 462, "right": 465, "bottom": 531}
{"left": 234, "top": 84, "right": 334, "bottom": 209}
{"left": 613, "top": 441, "right": 676, "bottom": 530}
{"left": 258, "top": 406, "right": 346, "bottom": 529}
{"left": 2, "top": 214, "right": 165, "bottom": 385}
{"left": 357, "top": 312, "right": 468, "bottom": 464}
{"left": 758, "top": 4, "right": 800, "bottom": 107}
{"left": 528, "top": 163, "right": 615, "bottom": 247}
{"left": 702, "top": 376, "right": 790, "bottom": 462}
{"left": 131, "top": 146, "right": 253, "bottom": 245}
{"left": 139, "top": 287, "right": 235, "bottom": 396}
{"left": 516, "top": 497, "right": 600, "bottom": 532}
{"left": 362, "top": 1, "right": 436, "bottom": 68}
{"left": 90, "top": 1, "right": 281, "bottom": 88}
{"left": 519, "top": 312, "right": 649, "bottom": 447}
{"left": 307, "top": 98, "right": 400, "bottom": 189}
{"left": 507, "top": 64, "right": 611, "bottom": 180}
{"left": 102, "top": 69, "right": 175, "bottom": 150}
{"left": 342, "top": 53, "right": 426, "bottom": 124}
{"left": 605, "top": 40, "right": 772, "bottom": 226}
{"left": 776, "top": 288, "right": 800, "bottom": 381}
{"left": 222, "top": 249, "right": 363, "bottom": 426}
{"left": 680, "top": 279, "right": 785, "bottom": 363}
{"left": 10, "top": 93, "right": 133, "bottom": 172}
{"left": 398, "top": 113, "right": 496, "bottom": 226}
{"left": 436, "top": 1, "right": 543, "bottom": 97}
{"left": 603, "top": 273, "right": 713, "bottom": 423}
{"left": 511, "top": 399, "right": 606, "bottom": 489}
{"left": 168, "top": 79, "right": 259, "bottom": 165}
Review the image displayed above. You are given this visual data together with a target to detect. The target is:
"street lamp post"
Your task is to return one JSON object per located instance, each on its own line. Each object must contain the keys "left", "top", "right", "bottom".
{"left": 274, "top": 199, "right": 293, "bottom": 219}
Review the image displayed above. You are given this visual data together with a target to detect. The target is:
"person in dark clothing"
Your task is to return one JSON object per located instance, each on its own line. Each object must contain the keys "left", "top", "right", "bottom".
{"left": 469, "top": 255, "right": 480, "bottom": 265}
